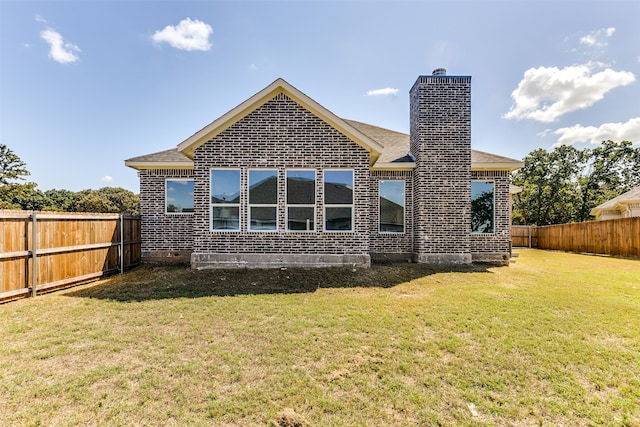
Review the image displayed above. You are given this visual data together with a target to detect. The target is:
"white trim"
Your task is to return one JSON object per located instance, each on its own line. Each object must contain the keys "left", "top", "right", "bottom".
{"left": 323, "top": 169, "right": 354, "bottom": 233}
{"left": 471, "top": 180, "right": 496, "bottom": 235}
{"left": 177, "top": 79, "right": 383, "bottom": 165}
{"left": 286, "top": 169, "right": 316, "bottom": 232}
{"left": 165, "top": 178, "right": 195, "bottom": 215}
{"left": 210, "top": 168, "right": 241, "bottom": 232}
{"left": 378, "top": 180, "right": 405, "bottom": 234}
{"left": 248, "top": 169, "right": 278, "bottom": 232}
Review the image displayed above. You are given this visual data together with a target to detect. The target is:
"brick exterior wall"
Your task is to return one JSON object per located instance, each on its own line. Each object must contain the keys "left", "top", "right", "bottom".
{"left": 369, "top": 170, "right": 414, "bottom": 261}
{"left": 410, "top": 75, "right": 472, "bottom": 264}
{"left": 470, "top": 170, "right": 512, "bottom": 263}
{"left": 138, "top": 169, "right": 194, "bottom": 262}
{"left": 190, "top": 93, "right": 371, "bottom": 268}
{"left": 136, "top": 76, "right": 516, "bottom": 267}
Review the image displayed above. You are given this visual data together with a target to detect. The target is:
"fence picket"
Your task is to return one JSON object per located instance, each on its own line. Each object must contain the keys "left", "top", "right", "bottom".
{"left": 1, "top": 210, "right": 141, "bottom": 303}
{"left": 512, "top": 217, "right": 640, "bottom": 258}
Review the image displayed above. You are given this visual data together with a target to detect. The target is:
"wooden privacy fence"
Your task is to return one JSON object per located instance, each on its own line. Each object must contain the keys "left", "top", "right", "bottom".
{"left": 512, "top": 217, "right": 640, "bottom": 258}
{"left": 1, "top": 211, "right": 141, "bottom": 302}
{"left": 511, "top": 226, "right": 538, "bottom": 248}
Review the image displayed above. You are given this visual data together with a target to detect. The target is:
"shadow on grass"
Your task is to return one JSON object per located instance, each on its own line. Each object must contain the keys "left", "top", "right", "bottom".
{"left": 64, "top": 262, "right": 493, "bottom": 302}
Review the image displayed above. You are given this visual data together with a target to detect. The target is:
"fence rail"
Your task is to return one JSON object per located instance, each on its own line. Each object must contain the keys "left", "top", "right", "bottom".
{"left": 1, "top": 210, "right": 141, "bottom": 302}
{"left": 512, "top": 217, "right": 640, "bottom": 258}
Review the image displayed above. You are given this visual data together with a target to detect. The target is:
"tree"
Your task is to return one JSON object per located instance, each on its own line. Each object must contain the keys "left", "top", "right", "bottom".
{"left": 0, "top": 144, "right": 30, "bottom": 185}
{"left": 75, "top": 187, "right": 139, "bottom": 214}
{"left": 513, "top": 141, "right": 640, "bottom": 225}
{"left": 0, "top": 144, "right": 140, "bottom": 213}
{"left": 577, "top": 140, "right": 640, "bottom": 221}
{"left": 44, "top": 189, "right": 79, "bottom": 212}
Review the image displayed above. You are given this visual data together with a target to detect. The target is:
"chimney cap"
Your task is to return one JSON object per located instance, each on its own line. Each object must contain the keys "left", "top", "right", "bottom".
{"left": 432, "top": 68, "right": 447, "bottom": 76}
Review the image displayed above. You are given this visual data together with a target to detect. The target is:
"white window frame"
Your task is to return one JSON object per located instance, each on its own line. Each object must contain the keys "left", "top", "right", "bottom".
{"left": 323, "top": 169, "right": 354, "bottom": 233}
{"left": 248, "top": 169, "right": 278, "bottom": 232}
{"left": 165, "top": 178, "right": 194, "bottom": 215}
{"left": 378, "top": 180, "right": 405, "bottom": 234}
{"left": 286, "top": 169, "right": 316, "bottom": 232}
{"left": 471, "top": 180, "right": 496, "bottom": 235}
{"left": 210, "top": 168, "right": 241, "bottom": 232}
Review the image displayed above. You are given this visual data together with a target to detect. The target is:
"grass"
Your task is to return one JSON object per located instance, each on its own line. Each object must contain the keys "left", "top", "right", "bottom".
{"left": 1, "top": 249, "right": 639, "bottom": 426}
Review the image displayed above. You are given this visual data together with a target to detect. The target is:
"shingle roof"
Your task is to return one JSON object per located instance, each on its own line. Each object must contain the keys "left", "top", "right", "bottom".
{"left": 590, "top": 186, "right": 640, "bottom": 215}
{"left": 125, "top": 148, "right": 192, "bottom": 168}
{"left": 125, "top": 118, "right": 523, "bottom": 171}
{"left": 345, "top": 119, "right": 523, "bottom": 170}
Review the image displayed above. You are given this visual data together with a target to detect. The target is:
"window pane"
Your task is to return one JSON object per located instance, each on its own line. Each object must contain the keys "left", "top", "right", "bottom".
{"left": 212, "top": 206, "right": 240, "bottom": 230}
{"left": 287, "top": 170, "right": 315, "bottom": 204}
{"left": 249, "top": 170, "right": 277, "bottom": 204}
{"left": 166, "top": 179, "right": 194, "bottom": 213}
{"left": 287, "top": 207, "right": 315, "bottom": 231}
{"left": 211, "top": 170, "right": 240, "bottom": 204}
{"left": 326, "top": 207, "right": 352, "bottom": 231}
{"left": 379, "top": 180, "right": 404, "bottom": 232}
{"left": 471, "top": 181, "right": 495, "bottom": 234}
{"left": 325, "top": 170, "right": 353, "bottom": 204}
{"left": 250, "top": 207, "right": 277, "bottom": 231}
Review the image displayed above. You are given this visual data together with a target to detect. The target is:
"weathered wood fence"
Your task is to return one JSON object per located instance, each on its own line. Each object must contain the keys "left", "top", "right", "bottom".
{"left": 1, "top": 210, "right": 141, "bottom": 302}
{"left": 512, "top": 217, "right": 640, "bottom": 258}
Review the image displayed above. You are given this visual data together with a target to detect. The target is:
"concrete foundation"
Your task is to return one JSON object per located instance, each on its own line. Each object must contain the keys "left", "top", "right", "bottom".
{"left": 471, "top": 252, "right": 510, "bottom": 266}
{"left": 413, "top": 253, "right": 473, "bottom": 265}
{"left": 190, "top": 253, "right": 371, "bottom": 269}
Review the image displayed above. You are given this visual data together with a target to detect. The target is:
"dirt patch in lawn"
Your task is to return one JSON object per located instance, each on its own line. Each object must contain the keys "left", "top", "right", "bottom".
{"left": 64, "top": 262, "right": 490, "bottom": 302}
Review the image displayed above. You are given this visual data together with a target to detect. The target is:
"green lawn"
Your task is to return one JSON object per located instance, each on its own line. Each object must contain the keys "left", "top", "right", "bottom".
{"left": 1, "top": 250, "right": 639, "bottom": 426}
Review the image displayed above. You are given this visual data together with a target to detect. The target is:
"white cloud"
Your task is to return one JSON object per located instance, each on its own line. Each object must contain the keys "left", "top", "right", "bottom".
{"left": 40, "top": 28, "right": 80, "bottom": 64}
{"left": 101, "top": 175, "right": 113, "bottom": 183}
{"left": 552, "top": 117, "right": 640, "bottom": 147}
{"left": 366, "top": 88, "right": 399, "bottom": 96}
{"left": 504, "top": 63, "right": 635, "bottom": 122}
{"left": 248, "top": 63, "right": 257, "bottom": 71}
{"left": 580, "top": 27, "right": 615, "bottom": 47}
{"left": 35, "top": 14, "right": 47, "bottom": 23}
{"left": 152, "top": 18, "right": 213, "bottom": 51}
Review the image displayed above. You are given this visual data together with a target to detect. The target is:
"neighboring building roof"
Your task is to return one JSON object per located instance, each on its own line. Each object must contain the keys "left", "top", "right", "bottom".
{"left": 125, "top": 78, "right": 524, "bottom": 172}
{"left": 590, "top": 186, "right": 640, "bottom": 216}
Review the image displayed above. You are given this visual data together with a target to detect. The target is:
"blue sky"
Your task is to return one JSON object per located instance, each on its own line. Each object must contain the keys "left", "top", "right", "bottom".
{"left": 1, "top": 0, "right": 638, "bottom": 193}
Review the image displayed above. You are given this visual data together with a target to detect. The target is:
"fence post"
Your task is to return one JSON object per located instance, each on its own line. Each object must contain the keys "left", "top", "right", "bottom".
{"left": 31, "top": 212, "right": 38, "bottom": 297}
{"left": 120, "top": 214, "right": 124, "bottom": 274}
{"left": 528, "top": 226, "right": 532, "bottom": 248}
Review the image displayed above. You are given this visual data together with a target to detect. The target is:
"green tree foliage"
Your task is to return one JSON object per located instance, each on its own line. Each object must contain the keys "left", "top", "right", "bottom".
{"left": 75, "top": 187, "right": 139, "bottom": 214}
{"left": 44, "top": 189, "right": 79, "bottom": 212}
{"left": 0, "top": 144, "right": 30, "bottom": 185}
{"left": 513, "top": 141, "right": 639, "bottom": 225}
{"left": 0, "top": 144, "right": 139, "bottom": 214}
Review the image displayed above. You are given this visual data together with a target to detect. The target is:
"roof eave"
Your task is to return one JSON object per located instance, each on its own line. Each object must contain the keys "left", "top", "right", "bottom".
{"left": 124, "top": 161, "right": 194, "bottom": 171}
{"left": 471, "top": 162, "right": 524, "bottom": 171}
{"left": 371, "top": 162, "right": 416, "bottom": 171}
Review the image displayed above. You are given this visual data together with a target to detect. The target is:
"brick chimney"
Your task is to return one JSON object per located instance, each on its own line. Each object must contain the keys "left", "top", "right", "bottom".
{"left": 410, "top": 69, "right": 472, "bottom": 264}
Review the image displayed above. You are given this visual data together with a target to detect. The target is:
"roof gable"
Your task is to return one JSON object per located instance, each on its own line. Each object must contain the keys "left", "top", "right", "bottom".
{"left": 176, "top": 78, "right": 384, "bottom": 165}
{"left": 590, "top": 186, "right": 640, "bottom": 215}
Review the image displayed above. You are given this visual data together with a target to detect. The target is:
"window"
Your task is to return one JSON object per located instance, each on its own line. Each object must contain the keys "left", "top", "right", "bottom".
{"left": 165, "top": 179, "right": 194, "bottom": 214}
{"left": 286, "top": 170, "right": 315, "bottom": 231}
{"left": 210, "top": 169, "right": 240, "bottom": 231}
{"left": 324, "top": 170, "right": 353, "bottom": 232}
{"left": 379, "top": 180, "right": 404, "bottom": 233}
{"left": 248, "top": 169, "right": 278, "bottom": 231}
{"left": 471, "top": 181, "right": 495, "bottom": 234}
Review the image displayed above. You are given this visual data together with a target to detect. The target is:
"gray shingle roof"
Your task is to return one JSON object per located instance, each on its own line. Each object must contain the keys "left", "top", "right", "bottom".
{"left": 591, "top": 186, "right": 640, "bottom": 213}
{"left": 125, "top": 119, "right": 523, "bottom": 171}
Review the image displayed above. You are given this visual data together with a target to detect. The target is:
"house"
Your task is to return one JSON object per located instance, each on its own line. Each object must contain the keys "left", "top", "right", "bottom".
{"left": 125, "top": 70, "right": 524, "bottom": 269}
{"left": 590, "top": 186, "right": 640, "bottom": 220}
